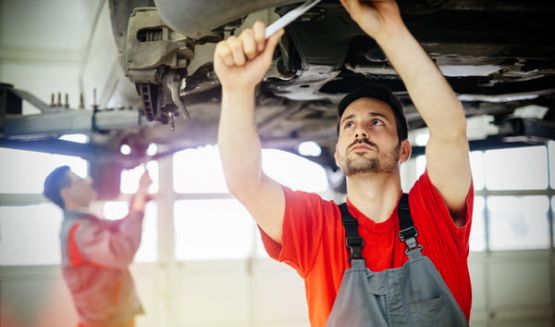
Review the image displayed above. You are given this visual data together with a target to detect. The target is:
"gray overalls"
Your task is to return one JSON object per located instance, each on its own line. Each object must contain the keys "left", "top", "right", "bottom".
{"left": 326, "top": 194, "right": 468, "bottom": 327}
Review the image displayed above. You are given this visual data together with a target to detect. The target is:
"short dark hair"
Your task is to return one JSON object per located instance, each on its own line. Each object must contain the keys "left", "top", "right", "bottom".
{"left": 43, "top": 166, "right": 72, "bottom": 209}
{"left": 337, "top": 83, "right": 408, "bottom": 141}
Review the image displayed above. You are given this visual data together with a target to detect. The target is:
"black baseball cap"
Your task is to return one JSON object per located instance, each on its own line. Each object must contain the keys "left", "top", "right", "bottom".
{"left": 337, "top": 83, "right": 408, "bottom": 141}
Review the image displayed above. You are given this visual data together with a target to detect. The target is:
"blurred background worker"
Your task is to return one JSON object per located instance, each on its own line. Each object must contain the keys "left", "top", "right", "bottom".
{"left": 43, "top": 166, "right": 152, "bottom": 327}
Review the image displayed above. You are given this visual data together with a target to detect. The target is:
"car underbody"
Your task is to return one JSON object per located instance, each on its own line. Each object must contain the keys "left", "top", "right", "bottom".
{"left": 116, "top": 0, "right": 555, "bottom": 147}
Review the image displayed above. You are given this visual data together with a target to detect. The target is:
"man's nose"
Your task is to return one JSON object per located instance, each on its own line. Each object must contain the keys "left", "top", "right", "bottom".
{"left": 354, "top": 128, "right": 368, "bottom": 139}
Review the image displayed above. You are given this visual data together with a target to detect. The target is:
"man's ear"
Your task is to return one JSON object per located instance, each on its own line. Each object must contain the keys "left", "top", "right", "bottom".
{"left": 60, "top": 187, "right": 72, "bottom": 205}
{"left": 399, "top": 139, "right": 411, "bottom": 163}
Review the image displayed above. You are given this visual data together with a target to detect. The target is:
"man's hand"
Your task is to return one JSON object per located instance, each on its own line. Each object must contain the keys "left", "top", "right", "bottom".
{"left": 137, "top": 170, "right": 152, "bottom": 194}
{"left": 340, "top": 0, "right": 404, "bottom": 41}
{"left": 214, "top": 21, "right": 284, "bottom": 92}
{"left": 130, "top": 170, "right": 152, "bottom": 213}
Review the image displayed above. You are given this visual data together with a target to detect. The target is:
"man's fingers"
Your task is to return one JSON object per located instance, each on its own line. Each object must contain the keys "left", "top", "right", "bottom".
{"left": 341, "top": 0, "right": 362, "bottom": 17}
{"left": 340, "top": 0, "right": 356, "bottom": 13}
{"left": 215, "top": 41, "right": 234, "bottom": 66}
{"left": 217, "top": 23, "right": 279, "bottom": 68}
{"left": 228, "top": 36, "right": 246, "bottom": 66}
{"left": 262, "top": 29, "right": 284, "bottom": 63}
{"left": 253, "top": 21, "right": 266, "bottom": 51}
{"left": 340, "top": 0, "right": 351, "bottom": 13}
{"left": 241, "top": 29, "right": 257, "bottom": 60}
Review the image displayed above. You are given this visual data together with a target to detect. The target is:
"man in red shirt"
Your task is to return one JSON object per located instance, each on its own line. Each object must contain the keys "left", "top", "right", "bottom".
{"left": 43, "top": 166, "right": 151, "bottom": 327}
{"left": 214, "top": 0, "right": 473, "bottom": 326}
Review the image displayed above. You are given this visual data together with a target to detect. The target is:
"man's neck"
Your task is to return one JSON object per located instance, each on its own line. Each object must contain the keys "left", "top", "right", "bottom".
{"left": 346, "top": 171, "right": 402, "bottom": 223}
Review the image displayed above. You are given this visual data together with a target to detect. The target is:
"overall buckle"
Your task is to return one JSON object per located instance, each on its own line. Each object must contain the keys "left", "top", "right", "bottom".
{"left": 399, "top": 227, "right": 421, "bottom": 252}
{"left": 346, "top": 236, "right": 364, "bottom": 260}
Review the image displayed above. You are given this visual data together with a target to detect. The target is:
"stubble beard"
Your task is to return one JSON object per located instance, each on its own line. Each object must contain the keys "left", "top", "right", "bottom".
{"left": 342, "top": 143, "right": 400, "bottom": 177}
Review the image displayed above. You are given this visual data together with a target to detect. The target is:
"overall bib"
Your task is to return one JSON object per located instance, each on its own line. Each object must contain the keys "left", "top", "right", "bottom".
{"left": 326, "top": 194, "right": 468, "bottom": 327}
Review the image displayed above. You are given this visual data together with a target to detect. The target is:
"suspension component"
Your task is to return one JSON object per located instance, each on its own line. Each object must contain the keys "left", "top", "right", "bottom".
{"left": 125, "top": 7, "right": 194, "bottom": 126}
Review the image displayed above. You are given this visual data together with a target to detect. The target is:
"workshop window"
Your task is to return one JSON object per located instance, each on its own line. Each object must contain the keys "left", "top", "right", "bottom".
{"left": 469, "top": 151, "right": 485, "bottom": 190}
{"left": 262, "top": 149, "right": 328, "bottom": 193}
{"left": 488, "top": 196, "right": 550, "bottom": 250}
{"left": 470, "top": 197, "right": 486, "bottom": 252}
{"left": 103, "top": 201, "right": 158, "bottom": 262}
{"left": 172, "top": 145, "right": 328, "bottom": 260}
{"left": 552, "top": 197, "right": 555, "bottom": 248}
{"left": 0, "top": 148, "right": 88, "bottom": 194}
{"left": 173, "top": 145, "right": 328, "bottom": 194}
{"left": 174, "top": 199, "right": 254, "bottom": 260}
{"left": 120, "top": 160, "right": 159, "bottom": 194}
{"left": 416, "top": 151, "right": 485, "bottom": 190}
{"left": 549, "top": 141, "right": 555, "bottom": 189}
{"left": 173, "top": 145, "right": 229, "bottom": 193}
{"left": 0, "top": 203, "right": 62, "bottom": 265}
{"left": 416, "top": 155, "right": 426, "bottom": 177}
{"left": 484, "top": 146, "right": 548, "bottom": 190}
{"left": 255, "top": 228, "right": 271, "bottom": 258}
{"left": 412, "top": 144, "right": 551, "bottom": 252}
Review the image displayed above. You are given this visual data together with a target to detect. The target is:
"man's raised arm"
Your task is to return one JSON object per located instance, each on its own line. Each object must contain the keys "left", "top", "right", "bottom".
{"left": 342, "top": 0, "right": 472, "bottom": 225}
{"left": 215, "top": 22, "right": 287, "bottom": 242}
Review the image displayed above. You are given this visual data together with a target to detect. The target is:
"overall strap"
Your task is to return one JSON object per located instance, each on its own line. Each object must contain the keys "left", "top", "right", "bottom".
{"left": 339, "top": 203, "right": 364, "bottom": 262}
{"left": 398, "top": 193, "right": 420, "bottom": 251}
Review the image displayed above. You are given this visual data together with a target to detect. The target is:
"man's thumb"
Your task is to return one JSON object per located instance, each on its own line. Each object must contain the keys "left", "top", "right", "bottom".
{"left": 262, "top": 29, "right": 284, "bottom": 61}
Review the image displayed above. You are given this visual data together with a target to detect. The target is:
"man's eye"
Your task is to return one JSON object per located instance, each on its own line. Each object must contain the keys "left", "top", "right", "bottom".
{"left": 344, "top": 121, "right": 354, "bottom": 129}
{"left": 371, "top": 119, "right": 384, "bottom": 126}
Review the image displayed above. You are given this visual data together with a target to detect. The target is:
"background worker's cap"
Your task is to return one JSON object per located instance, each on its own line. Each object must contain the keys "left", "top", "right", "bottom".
{"left": 337, "top": 83, "right": 408, "bottom": 141}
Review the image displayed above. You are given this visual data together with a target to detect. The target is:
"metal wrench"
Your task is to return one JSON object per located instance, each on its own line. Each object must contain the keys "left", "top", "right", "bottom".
{"left": 265, "top": 0, "right": 323, "bottom": 39}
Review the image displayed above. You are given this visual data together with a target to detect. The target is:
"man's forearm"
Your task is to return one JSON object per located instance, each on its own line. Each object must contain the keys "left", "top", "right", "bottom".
{"left": 218, "top": 88, "right": 264, "bottom": 199}
{"left": 376, "top": 24, "right": 467, "bottom": 139}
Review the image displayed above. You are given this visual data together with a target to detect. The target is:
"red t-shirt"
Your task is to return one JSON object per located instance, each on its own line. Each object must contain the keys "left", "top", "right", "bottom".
{"left": 260, "top": 171, "right": 474, "bottom": 327}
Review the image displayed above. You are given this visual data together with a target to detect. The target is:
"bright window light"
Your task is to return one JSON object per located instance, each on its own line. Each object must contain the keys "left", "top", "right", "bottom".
{"left": 120, "top": 161, "right": 159, "bottom": 194}
{"left": 59, "top": 133, "right": 89, "bottom": 144}
{"left": 103, "top": 201, "right": 158, "bottom": 262}
{"left": 552, "top": 197, "right": 555, "bottom": 247}
{"left": 173, "top": 145, "right": 229, "bottom": 193}
{"left": 415, "top": 133, "right": 429, "bottom": 146}
{"left": 416, "top": 155, "right": 426, "bottom": 176}
{"left": 0, "top": 203, "right": 62, "bottom": 265}
{"left": 298, "top": 141, "right": 322, "bottom": 157}
{"left": 103, "top": 201, "right": 129, "bottom": 220}
{"left": 255, "top": 228, "right": 270, "bottom": 258}
{"left": 262, "top": 149, "right": 328, "bottom": 192}
{"left": 549, "top": 141, "right": 555, "bottom": 189}
{"left": 488, "top": 196, "right": 550, "bottom": 250}
{"left": 470, "top": 151, "right": 485, "bottom": 190}
{"left": 0, "top": 148, "right": 88, "bottom": 193}
{"left": 485, "top": 146, "right": 548, "bottom": 190}
{"left": 174, "top": 199, "right": 254, "bottom": 260}
{"left": 416, "top": 147, "right": 536, "bottom": 190}
{"left": 173, "top": 145, "right": 328, "bottom": 194}
{"left": 469, "top": 197, "right": 486, "bottom": 252}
